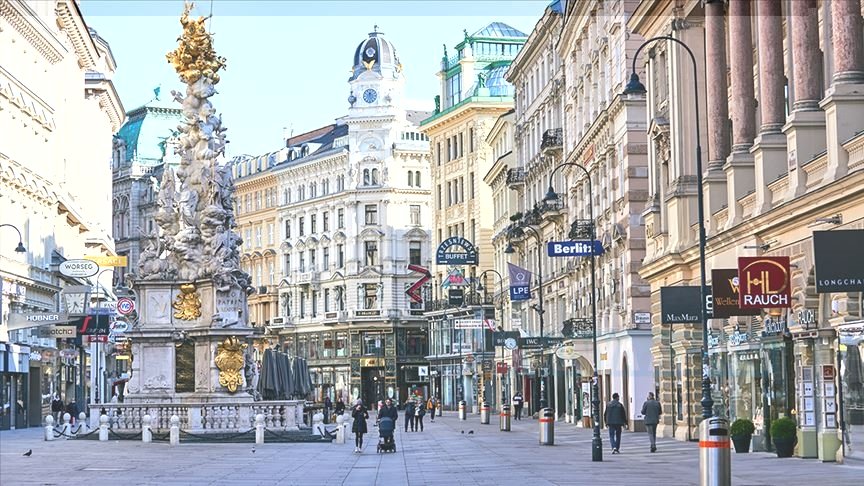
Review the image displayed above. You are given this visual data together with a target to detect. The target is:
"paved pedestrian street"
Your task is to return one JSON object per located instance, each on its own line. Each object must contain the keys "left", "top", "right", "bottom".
{"left": 1, "top": 413, "right": 861, "bottom": 486}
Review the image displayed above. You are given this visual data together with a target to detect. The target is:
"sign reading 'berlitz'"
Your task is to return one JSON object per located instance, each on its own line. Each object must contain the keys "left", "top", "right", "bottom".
{"left": 737, "top": 256, "right": 791, "bottom": 309}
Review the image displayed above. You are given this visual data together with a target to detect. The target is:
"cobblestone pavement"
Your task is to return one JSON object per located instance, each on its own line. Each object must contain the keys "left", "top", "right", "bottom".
{"left": 1, "top": 413, "right": 862, "bottom": 485}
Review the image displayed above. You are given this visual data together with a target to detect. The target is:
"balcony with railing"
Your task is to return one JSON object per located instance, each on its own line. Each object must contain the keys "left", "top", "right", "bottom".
{"left": 506, "top": 168, "right": 526, "bottom": 189}
{"left": 540, "top": 128, "right": 563, "bottom": 156}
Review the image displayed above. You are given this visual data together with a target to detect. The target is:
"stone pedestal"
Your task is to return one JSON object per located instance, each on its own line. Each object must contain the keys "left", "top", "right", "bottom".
{"left": 722, "top": 152, "right": 755, "bottom": 230}
{"left": 751, "top": 133, "right": 787, "bottom": 215}
{"left": 124, "top": 279, "right": 253, "bottom": 404}
{"left": 702, "top": 167, "right": 727, "bottom": 235}
{"left": 784, "top": 110, "right": 827, "bottom": 200}
{"left": 820, "top": 83, "right": 864, "bottom": 182}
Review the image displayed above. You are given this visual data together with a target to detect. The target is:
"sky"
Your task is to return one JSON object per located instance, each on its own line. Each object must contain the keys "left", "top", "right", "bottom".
{"left": 79, "top": 0, "right": 548, "bottom": 158}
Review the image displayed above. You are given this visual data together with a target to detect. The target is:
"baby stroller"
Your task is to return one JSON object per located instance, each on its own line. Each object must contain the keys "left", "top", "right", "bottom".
{"left": 377, "top": 416, "right": 396, "bottom": 453}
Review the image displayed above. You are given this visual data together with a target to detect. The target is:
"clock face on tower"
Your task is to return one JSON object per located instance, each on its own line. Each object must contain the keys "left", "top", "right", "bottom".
{"left": 363, "top": 88, "right": 378, "bottom": 104}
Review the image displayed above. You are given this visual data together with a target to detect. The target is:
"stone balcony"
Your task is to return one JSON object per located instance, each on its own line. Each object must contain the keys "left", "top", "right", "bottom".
{"left": 541, "top": 128, "right": 563, "bottom": 156}
{"left": 506, "top": 168, "right": 526, "bottom": 189}
{"left": 294, "top": 270, "right": 320, "bottom": 286}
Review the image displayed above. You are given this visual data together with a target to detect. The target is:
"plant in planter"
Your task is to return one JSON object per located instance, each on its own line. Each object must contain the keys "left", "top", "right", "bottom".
{"left": 730, "top": 418, "right": 755, "bottom": 453}
{"left": 770, "top": 416, "right": 798, "bottom": 458}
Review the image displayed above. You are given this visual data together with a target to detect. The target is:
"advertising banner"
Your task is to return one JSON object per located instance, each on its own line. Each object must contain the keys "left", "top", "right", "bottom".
{"left": 508, "top": 263, "right": 531, "bottom": 301}
{"left": 711, "top": 269, "right": 760, "bottom": 318}
{"left": 738, "top": 256, "right": 791, "bottom": 309}
{"left": 660, "top": 286, "right": 702, "bottom": 324}
{"left": 813, "top": 230, "right": 864, "bottom": 293}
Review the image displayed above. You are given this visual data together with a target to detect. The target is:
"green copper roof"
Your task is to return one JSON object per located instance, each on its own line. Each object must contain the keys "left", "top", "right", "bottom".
{"left": 115, "top": 97, "right": 183, "bottom": 164}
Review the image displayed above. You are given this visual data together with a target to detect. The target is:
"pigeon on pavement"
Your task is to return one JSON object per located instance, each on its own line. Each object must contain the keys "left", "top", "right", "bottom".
{"left": 23, "top": 449, "right": 32, "bottom": 457}
{"left": 468, "top": 430, "right": 474, "bottom": 435}
{"left": 460, "top": 430, "right": 465, "bottom": 434}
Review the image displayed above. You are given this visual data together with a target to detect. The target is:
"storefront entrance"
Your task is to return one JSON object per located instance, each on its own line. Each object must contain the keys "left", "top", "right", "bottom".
{"left": 361, "top": 367, "right": 385, "bottom": 406}
{"left": 839, "top": 325, "right": 864, "bottom": 461}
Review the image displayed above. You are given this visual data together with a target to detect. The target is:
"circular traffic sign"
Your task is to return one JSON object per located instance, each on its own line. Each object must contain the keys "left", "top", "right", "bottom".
{"left": 117, "top": 297, "right": 135, "bottom": 315}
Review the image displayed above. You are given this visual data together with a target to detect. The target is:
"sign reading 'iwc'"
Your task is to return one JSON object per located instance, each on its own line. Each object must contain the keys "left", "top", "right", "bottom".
{"left": 436, "top": 237, "right": 478, "bottom": 265}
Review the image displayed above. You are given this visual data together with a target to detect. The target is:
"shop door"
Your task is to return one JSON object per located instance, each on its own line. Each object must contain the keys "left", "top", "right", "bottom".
{"left": 361, "top": 367, "right": 384, "bottom": 407}
{"left": 840, "top": 337, "right": 864, "bottom": 460}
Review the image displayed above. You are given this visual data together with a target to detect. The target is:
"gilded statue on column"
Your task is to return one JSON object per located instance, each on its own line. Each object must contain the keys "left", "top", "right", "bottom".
{"left": 172, "top": 283, "right": 202, "bottom": 320}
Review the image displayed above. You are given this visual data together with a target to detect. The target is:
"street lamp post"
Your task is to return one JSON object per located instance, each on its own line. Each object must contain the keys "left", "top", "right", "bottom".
{"left": 0, "top": 223, "right": 27, "bottom": 329}
{"left": 544, "top": 162, "right": 602, "bottom": 462}
{"left": 623, "top": 35, "right": 713, "bottom": 420}
{"left": 505, "top": 224, "right": 547, "bottom": 410}
{"left": 477, "top": 269, "right": 504, "bottom": 408}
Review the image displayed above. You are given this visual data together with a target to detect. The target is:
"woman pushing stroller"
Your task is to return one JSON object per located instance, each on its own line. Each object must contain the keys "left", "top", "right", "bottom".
{"left": 377, "top": 398, "right": 399, "bottom": 453}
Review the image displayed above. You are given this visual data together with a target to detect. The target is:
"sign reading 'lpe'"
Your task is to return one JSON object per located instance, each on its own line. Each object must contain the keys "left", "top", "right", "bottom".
{"left": 737, "top": 256, "right": 791, "bottom": 309}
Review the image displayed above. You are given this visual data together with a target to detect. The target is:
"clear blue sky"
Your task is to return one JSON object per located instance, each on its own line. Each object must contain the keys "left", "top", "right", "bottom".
{"left": 80, "top": 0, "right": 547, "bottom": 157}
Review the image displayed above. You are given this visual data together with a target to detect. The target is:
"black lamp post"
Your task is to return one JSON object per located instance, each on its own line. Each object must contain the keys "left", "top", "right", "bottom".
{"left": 543, "top": 162, "right": 602, "bottom": 462}
{"left": 477, "top": 269, "right": 504, "bottom": 407}
{"left": 505, "top": 224, "right": 547, "bottom": 410}
{"left": 623, "top": 36, "right": 713, "bottom": 420}
{"left": 0, "top": 224, "right": 27, "bottom": 253}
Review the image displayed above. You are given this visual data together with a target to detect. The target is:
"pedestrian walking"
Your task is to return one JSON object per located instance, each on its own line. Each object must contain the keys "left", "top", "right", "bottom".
{"left": 604, "top": 392, "right": 628, "bottom": 454}
{"left": 426, "top": 397, "right": 436, "bottom": 422}
{"left": 378, "top": 398, "right": 398, "bottom": 422}
{"left": 51, "top": 394, "right": 63, "bottom": 422}
{"left": 351, "top": 399, "right": 369, "bottom": 453}
{"left": 403, "top": 399, "right": 416, "bottom": 432}
{"left": 641, "top": 392, "right": 662, "bottom": 453}
{"left": 434, "top": 395, "right": 441, "bottom": 417}
{"left": 323, "top": 396, "right": 332, "bottom": 424}
{"left": 512, "top": 392, "right": 524, "bottom": 420}
{"left": 334, "top": 397, "right": 345, "bottom": 417}
{"left": 67, "top": 401, "right": 78, "bottom": 425}
{"left": 415, "top": 399, "right": 426, "bottom": 432}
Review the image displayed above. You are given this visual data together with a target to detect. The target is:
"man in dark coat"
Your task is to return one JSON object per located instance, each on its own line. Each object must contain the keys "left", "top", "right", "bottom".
{"left": 403, "top": 399, "right": 416, "bottom": 432}
{"left": 604, "top": 392, "right": 628, "bottom": 454}
{"left": 641, "top": 392, "right": 662, "bottom": 452}
{"left": 378, "top": 398, "right": 398, "bottom": 422}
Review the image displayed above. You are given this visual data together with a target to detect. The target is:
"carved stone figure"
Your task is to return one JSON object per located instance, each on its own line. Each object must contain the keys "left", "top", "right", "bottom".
{"left": 244, "top": 352, "right": 260, "bottom": 400}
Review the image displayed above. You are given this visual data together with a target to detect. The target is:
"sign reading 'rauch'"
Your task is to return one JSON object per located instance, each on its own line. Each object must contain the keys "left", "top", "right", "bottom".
{"left": 737, "top": 256, "right": 791, "bottom": 309}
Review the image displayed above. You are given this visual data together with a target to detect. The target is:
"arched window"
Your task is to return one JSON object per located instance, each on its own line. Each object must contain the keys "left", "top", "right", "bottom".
{"left": 371, "top": 168, "right": 379, "bottom": 185}
{"left": 408, "top": 171, "right": 413, "bottom": 187}
{"left": 414, "top": 171, "right": 421, "bottom": 187}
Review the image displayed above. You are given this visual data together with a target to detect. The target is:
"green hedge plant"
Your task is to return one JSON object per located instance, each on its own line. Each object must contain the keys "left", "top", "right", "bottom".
{"left": 770, "top": 417, "right": 797, "bottom": 440}
{"left": 730, "top": 418, "right": 755, "bottom": 437}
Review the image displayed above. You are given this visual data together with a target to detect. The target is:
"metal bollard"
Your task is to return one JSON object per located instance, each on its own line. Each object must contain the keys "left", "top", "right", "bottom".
{"left": 61, "top": 413, "right": 72, "bottom": 439}
{"left": 499, "top": 405, "right": 511, "bottom": 432}
{"left": 45, "top": 416, "right": 55, "bottom": 441}
{"left": 99, "top": 414, "right": 109, "bottom": 441}
{"left": 480, "top": 402, "right": 490, "bottom": 424}
{"left": 458, "top": 400, "right": 467, "bottom": 421}
{"left": 255, "top": 414, "right": 265, "bottom": 445}
{"left": 169, "top": 415, "right": 180, "bottom": 446}
{"left": 142, "top": 414, "right": 152, "bottom": 443}
{"left": 335, "top": 414, "right": 346, "bottom": 444}
{"left": 699, "top": 417, "right": 731, "bottom": 486}
{"left": 539, "top": 407, "right": 554, "bottom": 446}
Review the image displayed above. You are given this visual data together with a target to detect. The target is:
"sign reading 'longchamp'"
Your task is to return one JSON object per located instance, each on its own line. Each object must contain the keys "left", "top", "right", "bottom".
{"left": 737, "top": 256, "right": 791, "bottom": 309}
{"left": 813, "top": 230, "right": 864, "bottom": 293}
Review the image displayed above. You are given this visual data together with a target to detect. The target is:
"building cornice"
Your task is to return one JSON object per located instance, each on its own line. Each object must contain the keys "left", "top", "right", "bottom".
{"left": 55, "top": 0, "right": 99, "bottom": 70}
{"left": 420, "top": 99, "right": 513, "bottom": 133}
{"left": 0, "top": 0, "right": 64, "bottom": 64}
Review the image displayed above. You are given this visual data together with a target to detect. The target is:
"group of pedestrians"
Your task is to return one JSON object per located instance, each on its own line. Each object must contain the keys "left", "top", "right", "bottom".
{"left": 347, "top": 395, "right": 439, "bottom": 453}
{"left": 50, "top": 394, "right": 79, "bottom": 424}
{"left": 603, "top": 391, "right": 663, "bottom": 454}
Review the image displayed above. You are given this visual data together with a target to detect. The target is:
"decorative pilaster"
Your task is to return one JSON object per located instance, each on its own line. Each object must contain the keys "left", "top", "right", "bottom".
{"left": 723, "top": 0, "right": 755, "bottom": 229}
{"left": 821, "top": 0, "right": 864, "bottom": 182}
{"left": 784, "top": 0, "right": 826, "bottom": 200}
{"left": 703, "top": 0, "right": 729, "bottom": 234}
{"left": 752, "top": 0, "right": 788, "bottom": 215}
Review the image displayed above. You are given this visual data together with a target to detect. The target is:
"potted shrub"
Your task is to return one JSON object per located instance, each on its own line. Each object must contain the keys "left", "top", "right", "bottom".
{"left": 730, "top": 418, "right": 755, "bottom": 453}
{"left": 770, "top": 416, "right": 797, "bottom": 458}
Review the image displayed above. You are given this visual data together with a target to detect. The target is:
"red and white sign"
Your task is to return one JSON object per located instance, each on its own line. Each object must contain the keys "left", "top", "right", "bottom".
{"left": 117, "top": 297, "right": 135, "bottom": 315}
{"left": 496, "top": 362, "right": 509, "bottom": 374}
{"left": 88, "top": 335, "right": 108, "bottom": 343}
{"left": 738, "top": 256, "right": 791, "bottom": 309}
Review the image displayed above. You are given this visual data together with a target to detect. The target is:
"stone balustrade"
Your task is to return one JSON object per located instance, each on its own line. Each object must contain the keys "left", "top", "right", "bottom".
{"left": 90, "top": 400, "right": 304, "bottom": 432}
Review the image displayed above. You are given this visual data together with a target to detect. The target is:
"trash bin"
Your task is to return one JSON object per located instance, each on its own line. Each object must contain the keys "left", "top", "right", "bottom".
{"left": 699, "top": 416, "right": 731, "bottom": 486}
{"left": 539, "top": 407, "right": 554, "bottom": 445}
{"left": 499, "top": 405, "right": 511, "bottom": 431}
{"left": 480, "top": 402, "right": 490, "bottom": 424}
{"left": 458, "top": 400, "right": 467, "bottom": 421}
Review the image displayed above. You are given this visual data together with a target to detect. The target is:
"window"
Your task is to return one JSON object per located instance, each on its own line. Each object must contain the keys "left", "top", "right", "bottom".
{"left": 363, "top": 169, "right": 370, "bottom": 185}
{"left": 408, "top": 172, "right": 413, "bottom": 187}
{"left": 437, "top": 184, "right": 442, "bottom": 209}
{"left": 410, "top": 205, "right": 421, "bottom": 226}
{"left": 470, "top": 172, "right": 475, "bottom": 199}
{"left": 337, "top": 244, "right": 344, "bottom": 268}
{"left": 323, "top": 247, "right": 330, "bottom": 269}
{"left": 436, "top": 142, "right": 442, "bottom": 166}
{"left": 245, "top": 194, "right": 251, "bottom": 212}
{"left": 299, "top": 217, "right": 305, "bottom": 236}
{"left": 284, "top": 253, "right": 291, "bottom": 273}
{"left": 285, "top": 220, "right": 291, "bottom": 239}
{"left": 283, "top": 189, "right": 290, "bottom": 204}
{"left": 363, "top": 285, "right": 379, "bottom": 310}
{"left": 269, "top": 262, "right": 275, "bottom": 285}
{"left": 322, "top": 212, "right": 329, "bottom": 231}
{"left": 265, "top": 189, "right": 271, "bottom": 208}
{"left": 255, "top": 226, "right": 262, "bottom": 247}
{"left": 322, "top": 178, "right": 329, "bottom": 195}
{"left": 469, "top": 127, "right": 474, "bottom": 152}
{"left": 311, "top": 291, "right": 318, "bottom": 319}
{"left": 268, "top": 223, "right": 274, "bottom": 245}
{"left": 299, "top": 293, "right": 306, "bottom": 319}
{"left": 371, "top": 169, "right": 379, "bottom": 185}
{"left": 255, "top": 191, "right": 261, "bottom": 210}
{"left": 324, "top": 288, "right": 330, "bottom": 312}
{"left": 364, "top": 241, "right": 378, "bottom": 266}
{"left": 310, "top": 182, "right": 316, "bottom": 198}
{"left": 336, "top": 332, "right": 348, "bottom": 357}
{"left": 409, "top": 241, "right": 422, "bottom": 265}
{"left": 365, "top": 204, "right": 378, "bottom": 225}
{"left": 255, "top": 264, "right": 262, "bottom": 286}
{"left": 311, "top": 214, "right": 317, "bottom": 234}
{"left": 414, "top": 171, "right": 421, "bottom": 187}
{"left": 299, "top": 253, "right": 306, "bottom": 272}
{"left": 337, "top": 208, "right": 344, "bottom": 229}
{"left": 244, "top": 229, "right": 251, "bottom": 249}
{"left": 309, "top": 249, "right": 316, "bottom": 270}
{"left": 362, "top": 331, "right": 383, "bottom": 354}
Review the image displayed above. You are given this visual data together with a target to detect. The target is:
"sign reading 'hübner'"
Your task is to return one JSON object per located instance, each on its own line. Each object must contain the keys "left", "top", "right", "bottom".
{"left": 737, "top": 256, "right": 791, "bottom": 309}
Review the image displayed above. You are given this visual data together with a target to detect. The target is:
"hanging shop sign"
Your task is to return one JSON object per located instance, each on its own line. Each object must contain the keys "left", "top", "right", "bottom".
{"left": 70, "top": 314, "right": 111, "bottom": 335}
{"left": 555, "top": 345, "right": 581, "bottom": 360}
{"left": 7, "top": 312, "right": 70, "bottom": 331}
{"left": 813, "top": 230, "right": 864, "bottom": 293}
{"left": 546, "top": 240, "right": 604, "bottom": 257}
{"left": 708, "top": 332, "right": 723, "bottom": 349}
{"left": 435, "top": 237, "right": 478, "bottom": 265}
{"left": 738, "top": 256, "right": 791, "bottom": 309}
{"left": 493, "top": 331, "right": 520, "bottom": 346}
{"left": 83, "top": 255, "right": 128, "bottom": 267}
{"left": 36, "top": 326, "right": 78, "bottom": 339}
{"left": 442, "top": 268, "right": 467, "bottom": 288}
{"left": 448, "top": 288, "right": 464, "bottom": 307}
{"left": 711, "top": 269, "right": 760, "bottom": 318}
{"left": 761, "top": 316, "right": 787, "bottom": 337}
{"left": 660, "top": 286, "right": 702, "bottom": 324}
{"left": 728, "top": 329, "right": 751, "bottom": 346}
{"left": 58, "top": 259, "right": 100, "bottom": 278}
{"left": 507, "top": 263, "right": 531, "bottom": 301}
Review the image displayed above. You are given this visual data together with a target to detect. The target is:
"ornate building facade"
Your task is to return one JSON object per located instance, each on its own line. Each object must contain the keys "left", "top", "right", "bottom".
{"left": 420, "top": 22, "right": 527, "bottom": 413}
{"left": 631, "top": 0, "right": 864, "bottom": 461}
{"left": 233, "top": 29, "right": 433, "bottom": 406}
{"left": 0, "top": 0, "right": 123, "bottom": 429}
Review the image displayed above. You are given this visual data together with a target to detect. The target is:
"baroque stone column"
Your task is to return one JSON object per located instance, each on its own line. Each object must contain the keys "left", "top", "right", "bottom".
{"left": 723, "top": 0, "right": 756, "bottom": 229}
{"left": 752, "top": 0, "right": 788, "bottom": 214}
{"left": 703, "top": 0, "right": 729, "bottom": 235}
{"left": 821, "top": 0, "right": 864, "bottom": 181}
{"left": 784, "top": 0, "right": 826, "bottom": 200}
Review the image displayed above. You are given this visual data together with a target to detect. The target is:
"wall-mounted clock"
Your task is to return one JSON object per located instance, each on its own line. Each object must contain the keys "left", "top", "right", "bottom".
{"left": 363, "top": 89, "right": 378, "bottom": 103}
